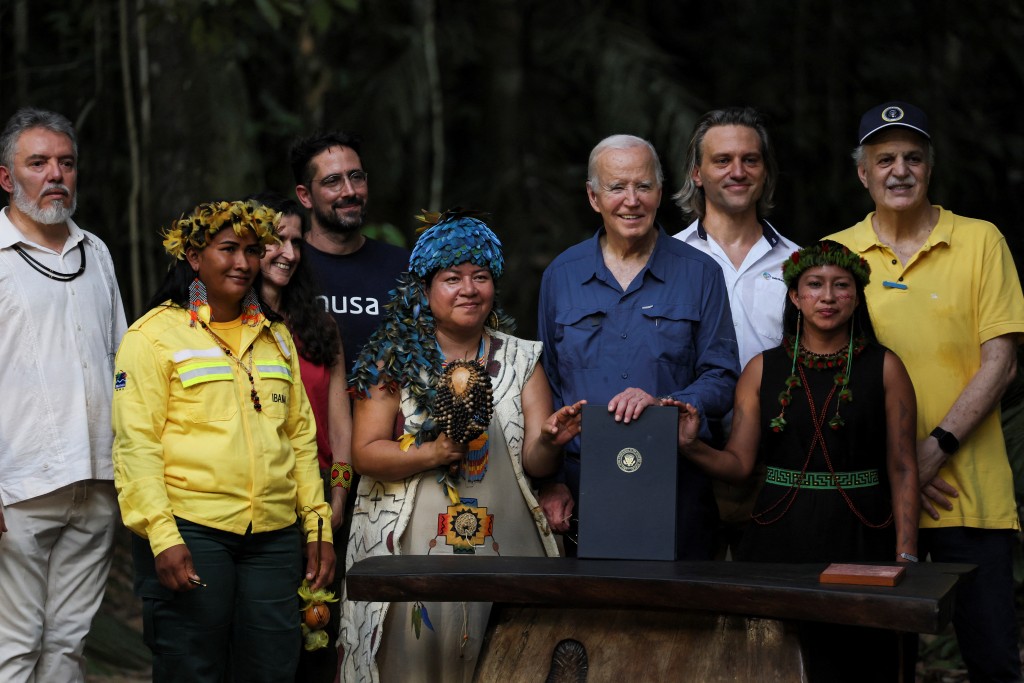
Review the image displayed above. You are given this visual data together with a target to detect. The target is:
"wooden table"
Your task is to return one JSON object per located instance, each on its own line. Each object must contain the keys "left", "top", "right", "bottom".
{"left": 347, "top": 556, "right": 973, "bottom": 682}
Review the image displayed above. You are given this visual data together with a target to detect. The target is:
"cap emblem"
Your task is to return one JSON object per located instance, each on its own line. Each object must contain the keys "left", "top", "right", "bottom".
{"left": 881, "top": 106, "right": 904, "bottom": 123}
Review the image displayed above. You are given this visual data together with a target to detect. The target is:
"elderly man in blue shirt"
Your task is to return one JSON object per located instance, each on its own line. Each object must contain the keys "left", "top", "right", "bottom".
{"left": 538, "top": 134, "right": 740, "bottom": 559}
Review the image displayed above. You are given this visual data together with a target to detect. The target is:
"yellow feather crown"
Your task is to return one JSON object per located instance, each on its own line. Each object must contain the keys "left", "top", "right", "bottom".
{"left": 161, "top": 200, "right": 280, "bottom": 260}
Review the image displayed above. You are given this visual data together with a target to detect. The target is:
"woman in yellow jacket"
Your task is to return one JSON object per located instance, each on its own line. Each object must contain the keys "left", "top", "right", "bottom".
{"left": 112, "top": 200, "right": 335, "bottom": 683}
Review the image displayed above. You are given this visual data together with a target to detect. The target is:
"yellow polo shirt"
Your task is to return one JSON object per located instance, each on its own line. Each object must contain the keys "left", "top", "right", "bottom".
{"left": 829, "top": 207, "right": 1024, "bottom": 530}
{"left": 112, "top": 303, "right": 331, "bottom": 555}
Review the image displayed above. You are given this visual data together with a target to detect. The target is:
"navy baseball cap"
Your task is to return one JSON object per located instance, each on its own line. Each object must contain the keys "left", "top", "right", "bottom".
{"left": 858, "top": 102, "right": 930, "bottom": 144}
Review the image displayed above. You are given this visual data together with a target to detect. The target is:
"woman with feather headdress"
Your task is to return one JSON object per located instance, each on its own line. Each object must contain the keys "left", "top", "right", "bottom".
{"left": 339, "top": 210, "right": 584, "bottom": 683}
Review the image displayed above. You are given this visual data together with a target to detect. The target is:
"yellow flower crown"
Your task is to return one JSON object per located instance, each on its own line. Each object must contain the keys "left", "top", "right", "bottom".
{"left": 161, "top": 200, "right": 280, "bottom": 260}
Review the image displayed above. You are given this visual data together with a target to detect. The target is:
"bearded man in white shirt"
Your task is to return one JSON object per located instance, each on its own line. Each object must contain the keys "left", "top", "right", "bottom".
{"left": 0, "top": 107, "right": 127, "bottom": 683}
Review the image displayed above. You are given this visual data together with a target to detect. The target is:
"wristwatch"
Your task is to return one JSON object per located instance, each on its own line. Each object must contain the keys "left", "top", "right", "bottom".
{"left": 930, "top": 427, "right": 960, "bottom": 455}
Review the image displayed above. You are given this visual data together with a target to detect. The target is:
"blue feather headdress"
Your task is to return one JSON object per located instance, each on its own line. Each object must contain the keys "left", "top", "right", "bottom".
{"left": 349, "top": 209, "right": 515, "bottom": 445}
{"left": 409, "top": 210, "right": 505, "bottom": 279}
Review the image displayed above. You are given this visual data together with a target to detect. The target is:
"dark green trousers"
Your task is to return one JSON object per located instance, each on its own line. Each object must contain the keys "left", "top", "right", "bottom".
{"left": 133, "top": 519, "right": 303, "bottom": 683}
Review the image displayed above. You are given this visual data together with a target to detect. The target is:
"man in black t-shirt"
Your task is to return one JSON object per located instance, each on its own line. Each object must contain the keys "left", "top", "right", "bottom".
{"left": 288, "top": 131, "right": 408, "bottom": 683}
{"left": 289, "top": 131, "right": 409, "bottom": 373}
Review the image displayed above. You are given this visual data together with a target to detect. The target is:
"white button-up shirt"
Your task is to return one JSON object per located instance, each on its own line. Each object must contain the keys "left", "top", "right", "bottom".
{"left": 674, "top": 219, "right": 799, "bottom": 369}
{"left": 0, "top": 207, "right": 126, "bottom": 505}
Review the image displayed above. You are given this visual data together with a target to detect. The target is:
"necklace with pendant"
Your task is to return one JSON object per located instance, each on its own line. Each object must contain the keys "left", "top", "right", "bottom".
{"left": 436, "top": 335, "right": 492, "bottom": 501}
{"left": 198, "top": 320, "right": 262, "bottom": 412}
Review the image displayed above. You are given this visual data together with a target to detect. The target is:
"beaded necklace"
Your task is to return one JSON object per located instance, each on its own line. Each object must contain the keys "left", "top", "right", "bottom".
{"left": 439, "top": 337, "right": 486, "bottom": 369}
{"left": 198, "top": 320, "right": 262, "bottom": 412}
{"left": 770, "top": 330, "right": 866, "bottom": 432}
{"left": 436, "top": 336, "right": 493, "bottom": 502}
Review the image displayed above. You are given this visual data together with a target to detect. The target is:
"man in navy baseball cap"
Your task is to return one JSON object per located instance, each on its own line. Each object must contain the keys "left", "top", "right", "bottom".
{"left": 857, "top": 101, "right": 930, "bottom": 145}
{"left": 829, "top": 101, "right": 1024, "bottom": 682}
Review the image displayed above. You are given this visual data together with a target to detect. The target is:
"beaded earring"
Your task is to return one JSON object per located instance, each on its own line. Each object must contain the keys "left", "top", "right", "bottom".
{"left": 770, "top": 311, "right": 801, "bottom": 432}
{"left": 240, "top": 288, "right": 263, "bottom": 327}
{"left": 828, "top": 325, "right": 857, "bottom": 430}
{"left": 188, "top": 276, "right": 208, "bottom": 327}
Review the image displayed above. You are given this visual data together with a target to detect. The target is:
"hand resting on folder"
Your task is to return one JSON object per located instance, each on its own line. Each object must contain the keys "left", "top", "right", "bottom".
{"left": 607, "top": 387, "right": 659, "bottom": 424}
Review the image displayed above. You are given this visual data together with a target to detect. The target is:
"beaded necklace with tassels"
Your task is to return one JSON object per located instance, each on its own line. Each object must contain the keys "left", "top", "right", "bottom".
{"left": 770, "top": 321, "right": 865, "bottom": 433}
{"left": 197, "top": 320, "right": 263, "bottom": 413}
{"left": 187, "top": 282, "right": 266, "bottom": 412}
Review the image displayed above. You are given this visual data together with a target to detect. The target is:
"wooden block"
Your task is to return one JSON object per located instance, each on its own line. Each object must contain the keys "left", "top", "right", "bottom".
{"left": 819, "top": 563, "right": 905, "bottom": 587}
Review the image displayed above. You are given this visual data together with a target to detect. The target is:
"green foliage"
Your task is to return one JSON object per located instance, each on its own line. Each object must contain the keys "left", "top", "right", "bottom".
{"left": 308, "top": 0, "right": 334, "bottom": 33}
{"left": 362, "top": 222, "right": 409, "bottom": 249}
{"left": 254, "top": 0, "right": 283, "bottom": 30}
{"left": 5, "top": 0, "right": 1024, "bottom": 329}
{"left": 258, "top": 92, "right": 302, "bottom": 128}
{"left": 918, "top": 627, "right": 966, "bottom": 672}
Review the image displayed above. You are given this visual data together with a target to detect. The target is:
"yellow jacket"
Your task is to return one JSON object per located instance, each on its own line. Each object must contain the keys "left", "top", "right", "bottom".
{"left": 112, "top": 303, "right": 331, "bottom": 556}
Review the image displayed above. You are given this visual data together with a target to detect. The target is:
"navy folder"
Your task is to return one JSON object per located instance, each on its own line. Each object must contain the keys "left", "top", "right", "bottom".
{"left": 577, "top": 405, "right": 679, "bottom": 560}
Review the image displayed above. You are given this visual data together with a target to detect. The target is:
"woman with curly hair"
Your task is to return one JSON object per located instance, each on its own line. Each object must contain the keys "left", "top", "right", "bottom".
{"left": 249, "top": 191, "right": 352, "bottom": 531}
{"left": 249, "top": 190, "right": 353, "bottom": 680}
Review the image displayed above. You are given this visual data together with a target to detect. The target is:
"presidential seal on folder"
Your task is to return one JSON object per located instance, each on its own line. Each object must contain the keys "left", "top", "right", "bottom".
{"left": 577, "top": 404, "right": 678, "bottom": 560}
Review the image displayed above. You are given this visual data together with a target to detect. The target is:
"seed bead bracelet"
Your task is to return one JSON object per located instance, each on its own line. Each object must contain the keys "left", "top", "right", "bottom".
{"left": 330, "top": 462, "right": 353, "bottom": 490}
